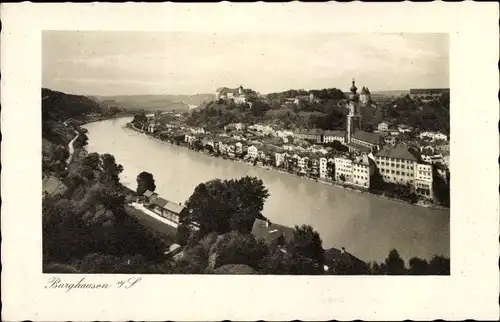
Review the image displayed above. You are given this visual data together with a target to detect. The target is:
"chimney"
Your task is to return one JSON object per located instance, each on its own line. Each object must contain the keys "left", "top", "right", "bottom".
{"left": 265, "top": 220, "right": 271, "bottom": 228}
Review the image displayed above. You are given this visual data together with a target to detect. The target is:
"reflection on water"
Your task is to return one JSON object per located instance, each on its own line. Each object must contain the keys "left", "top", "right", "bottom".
{"left": 84, "top": 117, "right": 450, "bottom": 262}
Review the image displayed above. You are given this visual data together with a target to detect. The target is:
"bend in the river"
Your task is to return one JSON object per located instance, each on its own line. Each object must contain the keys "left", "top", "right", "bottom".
{"left": 83, "top": 117, "right": 450, "bottom": 263}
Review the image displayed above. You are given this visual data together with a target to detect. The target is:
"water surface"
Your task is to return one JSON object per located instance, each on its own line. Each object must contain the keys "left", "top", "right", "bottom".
{"left": 84, "top": 117, "right": 450, "bottom": 262}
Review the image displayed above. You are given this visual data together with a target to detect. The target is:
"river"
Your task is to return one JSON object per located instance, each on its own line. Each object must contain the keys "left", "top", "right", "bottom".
{"left": 83, "top": 117, "right": 450, "bottom": 263}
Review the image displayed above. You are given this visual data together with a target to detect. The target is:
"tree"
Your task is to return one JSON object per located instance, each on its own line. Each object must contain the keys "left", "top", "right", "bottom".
{"left": 83, "top": 152, "right": 100, "bottom": 171}
{"left": 408, "top": 257, "right": 429, "bottom": 275}
{"left": 432, "top": 166, "right": 450, "bottom": 206}
{"left": 73, "top": 133, "right": 89, "bottom": 149}
{"left": 428, "top": 255, "right": 450, "bottom": 275}
{"left": 132, "top": 112, "right": 147, "bottom": 127}
{"left": 290, "top": 225, "right": 325, "bottom": 269}
{"left": 193, "top": 140, "right": 204, "bottom": 151}
{"left": 184, "top": 177, "right": 270, "bottom": 236}
{"left": 326, "top": 161, "right": 335, "bottom": 180}
{"left": 100, "top": 154, "right": 123, "bottom": 183}
{"left": 384, "top": 249, "right": 406, "bottom": 275}
{"left": 339, "top": 174, "right": 346, "bottom": 182}
{"left": 208, "top": 231, "right": 269, "bottom": 270}
{"left": 136, "top": 171, "right": 156, "bottom": 195}
{"left": 369, "top": 167, "right": 385, "bottom": 193}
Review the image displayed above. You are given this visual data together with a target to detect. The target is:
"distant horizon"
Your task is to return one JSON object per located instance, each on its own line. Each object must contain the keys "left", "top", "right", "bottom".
{"left": 44, "top": 86, "right": 451, "bottom": 98}
{"left": 43, "top": 31, "right": 449, "bottom": 96}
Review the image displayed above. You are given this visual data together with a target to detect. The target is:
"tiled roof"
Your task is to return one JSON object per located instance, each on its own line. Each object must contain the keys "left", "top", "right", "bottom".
{"left": 251, "top": 219, "right": 295, "bottom": 245}
{"left": 296, "top": 129, "right": 323, "bottom": 136}
{"left": 347, "top": 142, "right": 371, "bottom": 154}
{"left": 324, "top": 247, "right": 368, "bottom": 274}
{"left": 375, "top": 144, "right": 419, "bottom": 161}
{"left": 152, "top": 196, "right": 185, "bottom": 214}
{"left": 143, "top": 190, "right": 156, "bottom": 198}
{"left": 323, "top": 130, "right": 345, "bottom": 137}
{"left": 164, "top": 201, "right": 185, "bottom": 214}
{"left": 152, "top": 197, "right": 168, "bottom": 208}
{"left": 352, "top": 130, "right": 381, "bottom": 145}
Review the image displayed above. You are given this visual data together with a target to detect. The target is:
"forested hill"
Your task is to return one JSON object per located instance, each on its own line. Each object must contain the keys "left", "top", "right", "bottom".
{"left": 42, "top": 88, "right": 103, "bottom": 123}
{"left": 91, "top": 93, "right": 215, "bottom": 112}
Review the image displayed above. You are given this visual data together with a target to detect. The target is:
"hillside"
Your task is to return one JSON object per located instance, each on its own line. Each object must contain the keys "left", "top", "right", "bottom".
{"left": 371, "top": 90, "right": 409, "bottom": 97}
{"left": 42, "top": 88, "right": 103, "bottom": 123}
{"left": 92, "top": 93, "right": 215, "bottom": 112}
{"left": 42, "top": 88, "right": 103, "bottom": 145}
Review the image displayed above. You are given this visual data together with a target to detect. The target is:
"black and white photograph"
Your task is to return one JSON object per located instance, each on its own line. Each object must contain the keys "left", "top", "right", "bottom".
{"left": 41, "top": 31, "right": 452, "bottom": 275}
{"left": 2, "top": 2, "right": 499, "bottom": 321}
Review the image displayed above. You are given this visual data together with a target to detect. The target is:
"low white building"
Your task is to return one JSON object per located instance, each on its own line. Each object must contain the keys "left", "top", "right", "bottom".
{"left": 275, "top": 151, "right": 289, "bottom": 167}
{"left": 319, "top": 157, "right": 335, "bottom": 179}
{"left": 247, "top": 145, "right": 259, "bottom": 159}
{"left": 377, "top": 122, "right": 389, "bottom": 132}
{"left": 185, "top": 134, "right": 197, "bottom": 144}
{"left": 352, "top": 156, "right": 371, "bottom": 188}
{"left": 323, "top": 130, "right": 346, "bottom": 144}
{"left": 414, "top": 163, "right": 433, "bottom": 199}
{"left": 334, "top": 156, "right": 353, "bottom": 182}
{"left": 419, "top": 131, "right": 448, "bottom": 142}
{"left": 190, "top": 127, "right": 205, "bottom": 135}
{"left": 297, "top": 155, "right": 309, "bottom": 172}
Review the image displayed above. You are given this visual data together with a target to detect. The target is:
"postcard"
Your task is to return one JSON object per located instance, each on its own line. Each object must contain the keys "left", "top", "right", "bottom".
{"left": 1, "top": 2, "right": 499, "bottom": 321}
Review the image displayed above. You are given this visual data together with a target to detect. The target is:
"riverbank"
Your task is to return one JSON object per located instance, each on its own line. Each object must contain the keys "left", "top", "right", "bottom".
{"left": 126, "top": 123, "right": 448, "bottom": 211}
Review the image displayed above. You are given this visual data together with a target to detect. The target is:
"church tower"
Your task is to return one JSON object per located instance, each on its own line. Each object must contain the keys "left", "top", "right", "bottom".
{"left": 346, "top": 78, "right": 362, "bottom": 144}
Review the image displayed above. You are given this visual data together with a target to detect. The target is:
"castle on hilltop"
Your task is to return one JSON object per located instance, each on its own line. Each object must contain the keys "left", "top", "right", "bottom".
{"left": 215, "top": 86, "right": 248, "bottom": 104}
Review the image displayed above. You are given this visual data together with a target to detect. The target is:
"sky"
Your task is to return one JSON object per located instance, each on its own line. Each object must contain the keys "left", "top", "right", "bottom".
{"left": 42, "top": 31, "right": 449, "bottom": 96}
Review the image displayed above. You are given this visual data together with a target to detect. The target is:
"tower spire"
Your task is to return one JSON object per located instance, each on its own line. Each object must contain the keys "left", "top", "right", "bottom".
{"left": 350, "top": 78, "right": 358, "bottom": 94}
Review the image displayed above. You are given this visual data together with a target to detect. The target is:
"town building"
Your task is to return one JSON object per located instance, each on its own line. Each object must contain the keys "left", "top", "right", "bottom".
{"left": 352, "top": 155, "right": 371, "bottom": 188}
{"left": 251, "top": 219, "right": 295, "bottom": 248}
{"left": 323, "top": 130, "right": 346, "bottom": 144}
{"left": 294, "top": 93, "right": 316, "bottom": 105}
{"left": 374, "top": 144, "right": 434, "bottom": 199}
{"left": 224, "top": 123, "right": 245, "bottom": 132}
{"left": 190, "top": 127, "right": 205, "bottom": 135}
{"left": 414, "top": 163, "right": 433, "bottom": 198}
{"left": 319, "top": 157, "right": 335, "bottom": 179}
{"left": 215, "top": 86, "right": 248, "bottom": 104}
{"left": 383, "top": 135, "right": 397, "bottom": 146}
{"left": 297, "top": 154, "right": 309, "bottom": 173}
{"left": 377, "top": 122, "right": 389, "bottom": 132}
{"left": 184, "top": 134, "right": 197, "bottom": 145}
{"left": 201, "top": 137, "right": 215, "bottom": 149}
{"left": 374, "top": 145, "right": 418, "bottom": 185}
{"left": 397, "top": 124, "right": 412, "bottom": 133}
{"left": 409, "top": 88, "right": 450, "bottom": 101}
{"left": 346, "top": 79, "right": 362, "bottom": 144}
{"left": 359, "top": 86, "right": 372, "bottom": 106}
{"left": 334, "top": 156, "right": 353, "bottom": 183}
{"left": 334, "top": 155, "right": 371, "bottom": 188}
{"left": 419, "top": 131, "right": 448, "bottom": 142}
{"left": 148, "top": 194, "right": 187, "bottom": 224}
{"left": 147, "top": 123, "right": 157, "bottom": 133}
{"left": 349, "top": 130, "right": 381, "bottom": 153}
{"left": 295, "top": 129, "right": 323, "bottom": 143}
{"left": 275, "top": 151, "right": 289, "bottom": 167}
{"left": 247, "top": 145, "right": 259, "bottom": 159}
